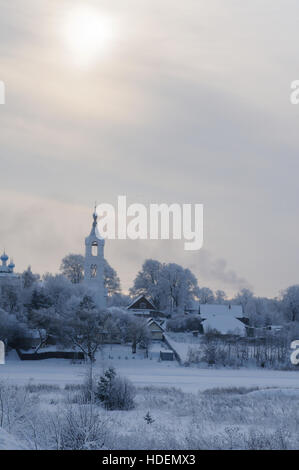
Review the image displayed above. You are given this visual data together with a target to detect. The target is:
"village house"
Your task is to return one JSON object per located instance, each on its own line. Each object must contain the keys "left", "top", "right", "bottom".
{"left": 199, "top": 304, "right": 248, "bottom": 337}
{"left": 147, "top": 318, "right": 165, "bottom": 341}
{"left": 127, "top": 295, "right": 158, "bottom": 318}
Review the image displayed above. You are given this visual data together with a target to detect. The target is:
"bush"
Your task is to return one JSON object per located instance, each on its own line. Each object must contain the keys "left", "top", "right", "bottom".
{"left": 167, "top": 315, "right": 203, "bottom": 333}
{"left": 52, "top": 401, "right": 109, "bottom": 450}
{"left": 95, "top": 368, "right": 136, "bottom": 410}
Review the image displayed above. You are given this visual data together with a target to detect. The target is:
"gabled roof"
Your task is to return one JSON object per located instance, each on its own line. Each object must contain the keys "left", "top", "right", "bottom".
{"left": 127, "top": 295, "right": 157, "bottom": 311}
{"left": 147, "top": 318, "right": 165, "bottom": 331}
{"left": 199, "top": 304, "right": 243, "bottom": 318}
{"left": 202, "top": 315, "right": 246, "bottom": 336}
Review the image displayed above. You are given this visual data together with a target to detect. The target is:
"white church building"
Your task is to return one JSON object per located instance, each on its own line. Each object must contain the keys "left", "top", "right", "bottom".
{"left": 84, "top": 209, "right": 107, "bottom": 309}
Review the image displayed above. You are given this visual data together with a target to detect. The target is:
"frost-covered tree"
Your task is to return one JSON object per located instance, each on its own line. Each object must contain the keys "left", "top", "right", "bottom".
{"left": 104, "top": 261, "right": 121, "bottom": 296}
{"left": 26, "top": 307, "right": 60, "bottom": 351}
{"left": 127, "top": 318, "right": 151, "bottom": 354}
{"left": 63, "top": 295, "right": 107, "bottom": 361}
{"left": 22, "top": 266, "right": 39, "bottom": 289}
{"left": 0, "top": 285, "right": 20, "bottom": 313}
{"left": 281, "top": 285, "right": 299, "bottom": 322}
{"left": 130, "top": 259, "right": 163, "bottom": 307}
{"left": 27, "top": 287, "right": 52, "bottom": 312}
{"left": 43, "top": 274, "right": 74, "bottom": 314}
{"left": 60, "top": 253, "right": 121, "bottom": 295}
{"left": 107, "top": 292, "right": 130, "bottom": 308}
{"left": 233, "top": 288, "right": 254, "bottom": 311}
{"left": 198, "top": 287, "right": 215, "bottom": 305}
{"left": 130, "top": 259, "right": 199, "bottom": 313}
{"left": 60, "top": 254, "right": 84, "bottom": 284}
{"left": 215, "top": 290, "right": 227, "bottom": 304}
{"left": 0, "top": 309, "right": 31, "bottom": 350}
{"left": 160, "top": 263, "right": 199, "bottom": 313}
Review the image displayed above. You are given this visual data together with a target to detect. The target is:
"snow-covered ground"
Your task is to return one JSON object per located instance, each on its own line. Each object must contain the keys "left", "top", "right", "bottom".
{"left": 0, "top": 345, "right": 298, "bottom": 393}
{"left": 0, "top": 345, "right": 298, "bottom": 450}
{"left": 0, "top": 428, "right": 27, "bottom": 450}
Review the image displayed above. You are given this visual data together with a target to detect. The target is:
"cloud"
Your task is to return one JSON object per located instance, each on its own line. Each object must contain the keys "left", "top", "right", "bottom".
{"left": 194, "top": 250, "right": 252, "bottom": 293}
{"left": 1, "top": 0, "right": 299, "bottom": 297}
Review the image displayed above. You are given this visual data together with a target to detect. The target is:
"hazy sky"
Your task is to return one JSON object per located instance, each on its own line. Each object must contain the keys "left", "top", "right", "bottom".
{"left": 1, "top": 0, "right": 299, "bottom": 297}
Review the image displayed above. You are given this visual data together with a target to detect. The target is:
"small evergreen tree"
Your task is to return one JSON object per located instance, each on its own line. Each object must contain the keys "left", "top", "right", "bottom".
{"left": 96, "top": 367, "right": 116, "bottom": 405}
{"left": 144, "top": 411, "right": 155, "bottom": 424}
{"left": 95, "top": 368, "right": 135, "bottom": 410}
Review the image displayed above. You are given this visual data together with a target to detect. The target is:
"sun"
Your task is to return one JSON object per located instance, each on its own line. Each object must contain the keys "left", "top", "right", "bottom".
{"left": 63, "top": 5, "right": 115, "bottom": 66}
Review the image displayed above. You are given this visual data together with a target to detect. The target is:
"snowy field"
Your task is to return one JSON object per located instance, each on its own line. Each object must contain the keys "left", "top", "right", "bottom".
{"left": 0, "top": 345, "right": 299, "bottom": 449}
{"left": 1, "top": 380, "right": 299, "bottom": 449}
{"left": 0, "top": 345, "right": 298, "bottom": 393}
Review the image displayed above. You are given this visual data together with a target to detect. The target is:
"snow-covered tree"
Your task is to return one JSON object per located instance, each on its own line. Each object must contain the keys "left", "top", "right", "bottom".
{"left": 22, "top": 266, "right": 39, "bottom": 289}
{"left": 60, "top": 254, "right": 84, "bottom": 284}
{"left": 130, "top": 259, "right": 199, "bottom": 313}
{"left": 104, "top": 261, "right": 121, "bottom": 296}
{"left": 26, "top": 287, "right": 52, "bottom": 312}
{"left": 160, "top": 263, "right": 199, "bottom": 313}
{"left": 123, "top": 317, "right": 151, "bottom": 354}
{"left": 43, "top": 274, "right": 74, "bottom": 314}
{"left": 63, "top": 295, "right": 107, "bottom": 361}
{"left": 60, "top": 253, "right": 121, "bottom": 295}
{"left": 0, "top": 309, "right": 31, "bottom": 349}
{"left": 26, "top": 306, "right": 60, "bottom": 351}
{"left": 130, "top": 259, "right": 163, "bottom": 307}
{"left": 0, "top": 285, "right": 20, "bottom": 313}
{"left": 215, "top": 290, "right": 227, "bottom": 304}
{"left": 281, "top": 285, "right": 299, "bottom": 322}
{"left": 198, "top": 287, "right": 215, "bottom": 305}
{"left": 233, "top": 288, "right": 254, "bottom": 311}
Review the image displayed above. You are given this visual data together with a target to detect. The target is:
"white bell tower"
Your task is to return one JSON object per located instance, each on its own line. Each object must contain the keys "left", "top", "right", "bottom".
{"left": 84, "top": 209, "right": 107, "bottom": 309}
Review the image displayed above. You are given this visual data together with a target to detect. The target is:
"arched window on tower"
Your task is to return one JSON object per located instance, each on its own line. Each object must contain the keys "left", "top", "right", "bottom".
{"left": 92, "top": 241, "right": 98, "bottom": 257}
{"left": 90, "top": 264, "right": 97, "bottom": 278}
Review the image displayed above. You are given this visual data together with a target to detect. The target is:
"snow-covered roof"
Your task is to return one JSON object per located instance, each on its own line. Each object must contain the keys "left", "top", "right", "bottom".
{"left": 202, "top": 315, "right": 246, "bottom": 336}
{"left": 200, "top": 304, "right": 243, "bottom": 318}
{"left": 127, "top": 294, "right": 144, "bottom": 309}
{"left": 127, "top": 295, "right": 156, "bottom": 311}
{"left": 147, "top": 318, "right": 165, "bottom": 331}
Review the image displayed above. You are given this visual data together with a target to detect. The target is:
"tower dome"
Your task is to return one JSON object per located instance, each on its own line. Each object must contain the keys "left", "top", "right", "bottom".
{"left": 1, "top": 252, "right": 8, "bottom": 263}
{"left": 8, "top": 260, "right": 15, "bottom": 272}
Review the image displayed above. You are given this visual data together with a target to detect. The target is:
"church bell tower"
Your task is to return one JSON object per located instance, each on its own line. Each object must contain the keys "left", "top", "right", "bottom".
{"left": 84, "top": 209, "right": 107, "bottom": 309}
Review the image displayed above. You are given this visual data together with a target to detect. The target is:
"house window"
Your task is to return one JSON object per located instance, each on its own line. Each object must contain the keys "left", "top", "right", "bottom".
{"left": 140, "top": 302, "right": 147, "bottom": 309}
{"left": 92, "top": 242, "right": 98, "bottom": 256}
{"left": 90, "top": 264, "right": 97, "bottom": 278}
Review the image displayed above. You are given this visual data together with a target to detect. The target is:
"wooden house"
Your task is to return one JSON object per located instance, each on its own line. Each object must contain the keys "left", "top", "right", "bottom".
{"left": 147, "top": 318, "right": 165, "bottom": 341}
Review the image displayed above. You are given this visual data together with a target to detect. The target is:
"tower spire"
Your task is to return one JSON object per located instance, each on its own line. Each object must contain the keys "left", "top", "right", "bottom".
{"left": 84, "top": 206, "right": 106, "bottom": 309}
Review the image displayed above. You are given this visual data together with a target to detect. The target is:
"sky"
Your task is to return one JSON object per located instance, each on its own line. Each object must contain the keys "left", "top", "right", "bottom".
{"left": 0, "top": 0, "right": 299, "bottom": 298}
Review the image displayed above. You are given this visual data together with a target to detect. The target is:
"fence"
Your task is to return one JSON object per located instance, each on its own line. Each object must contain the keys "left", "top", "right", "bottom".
{"left": 16, "top": 349, "right": 85, "bottom": 361}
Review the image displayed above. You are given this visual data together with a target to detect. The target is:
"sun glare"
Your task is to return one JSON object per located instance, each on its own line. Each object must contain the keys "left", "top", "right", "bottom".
{"left": 64, "top": 5, "right": 116, "bottom": 66}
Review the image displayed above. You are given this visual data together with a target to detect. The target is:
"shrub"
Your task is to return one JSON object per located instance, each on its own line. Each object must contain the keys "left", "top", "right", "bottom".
{"left": 167, "top": 315, "right": 203, "bottom": 333}
{"left": 54, "top": 402, "right": 109, "bottom": 450}
{"left": 95, "top": 367, "right": 136, "bottom": 410}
